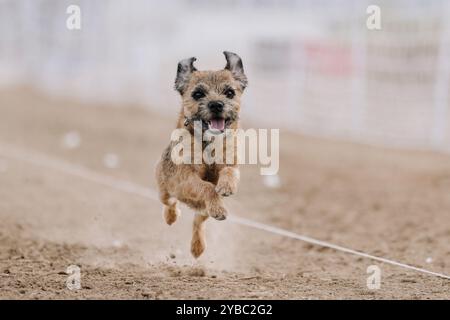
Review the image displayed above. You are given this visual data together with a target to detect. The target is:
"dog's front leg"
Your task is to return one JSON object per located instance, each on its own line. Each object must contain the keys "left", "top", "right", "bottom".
{"left": 175, "top": 175, "right": 227, "bottom": 220}
{"left": 215, "top": 166, "right": 240, "bottom": 197}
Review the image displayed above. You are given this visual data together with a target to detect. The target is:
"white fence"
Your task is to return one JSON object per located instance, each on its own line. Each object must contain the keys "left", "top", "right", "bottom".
{"left": 1, "top": 0, "right": 449, "bottom": 152}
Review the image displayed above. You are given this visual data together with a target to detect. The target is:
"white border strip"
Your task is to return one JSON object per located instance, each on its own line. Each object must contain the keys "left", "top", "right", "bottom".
{"left": 0, "top": 143, "right": 449, "bottom": 281}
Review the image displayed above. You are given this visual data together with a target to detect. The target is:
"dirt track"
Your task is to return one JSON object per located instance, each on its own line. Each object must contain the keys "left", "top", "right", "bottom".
{"left": 0, "top": 88, "right": 449, "bottom": 299}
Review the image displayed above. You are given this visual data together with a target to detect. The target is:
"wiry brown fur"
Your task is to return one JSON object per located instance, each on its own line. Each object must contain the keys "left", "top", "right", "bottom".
{"left": 155, "top": 52, "right": 246, "bottom": 258}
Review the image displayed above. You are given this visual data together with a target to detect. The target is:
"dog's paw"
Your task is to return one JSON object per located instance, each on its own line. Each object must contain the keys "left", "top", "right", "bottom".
{"left": 215, "top": 180, "right": 237, "bottom": 197}
{"left": 163, "top": 205, "right": 180, "bottom": 225}
{"left": 207, "top": 203, "right": 227, "bottom": 221}
{"left": 191, "top": 235, "right": 206, "bottom": 258}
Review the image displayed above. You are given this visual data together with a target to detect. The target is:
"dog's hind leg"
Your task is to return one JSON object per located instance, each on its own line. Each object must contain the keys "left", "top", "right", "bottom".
{"left": 160, "top": 191, "right": 180, "bottom": 226}
{"left": 191, "top": 213, "right": 209, "bottom": 258}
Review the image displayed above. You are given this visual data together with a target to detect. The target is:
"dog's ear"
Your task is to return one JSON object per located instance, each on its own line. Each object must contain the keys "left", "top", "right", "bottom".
{"left": 175, "top": 57, "right": 197, "bottom": 94}
{"left": 224, "top": 51, "right": 247, "bottom": 90}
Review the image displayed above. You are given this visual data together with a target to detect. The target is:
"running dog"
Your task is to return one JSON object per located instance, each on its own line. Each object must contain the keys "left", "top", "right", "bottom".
{"left": 155, "top": 51, "right": 247, "bottom": 258}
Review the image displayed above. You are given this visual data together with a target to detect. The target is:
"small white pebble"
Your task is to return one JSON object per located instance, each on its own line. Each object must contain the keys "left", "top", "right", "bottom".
{"left": 103, "top": 153, "right": 120, "bottom": 169}
{"left": 425, "top": 257, "right": 433, "bottom": 264}
{"left": 62, "top": 131, "right": 81, "bottom": 149}
{"left": 262, "top": 174, "right": 281, "bottom": 189}
{"left": 112, "top": 240, "right": 123, "bottom": 248}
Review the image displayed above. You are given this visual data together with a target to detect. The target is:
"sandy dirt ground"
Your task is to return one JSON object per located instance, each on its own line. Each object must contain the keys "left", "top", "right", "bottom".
{"left": 0, "top": 88, "right": 449, "bottom": 299}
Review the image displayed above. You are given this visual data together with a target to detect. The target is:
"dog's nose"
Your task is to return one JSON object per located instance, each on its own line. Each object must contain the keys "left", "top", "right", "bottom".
{"left": 208, "top": 101, "right": 224, "bottom": 113}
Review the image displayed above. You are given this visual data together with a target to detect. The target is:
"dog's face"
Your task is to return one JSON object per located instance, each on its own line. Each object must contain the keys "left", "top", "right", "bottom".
{"left": 175, "top": 52, "right": 247, "bottom": 133}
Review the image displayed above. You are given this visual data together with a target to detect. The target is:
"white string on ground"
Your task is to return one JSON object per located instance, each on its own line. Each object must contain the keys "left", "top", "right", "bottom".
{"left": 0, "top": 142, "right": 449, "bottom": 281}
{"left": 228, "top": 215, "right": 450, "bottom": 280}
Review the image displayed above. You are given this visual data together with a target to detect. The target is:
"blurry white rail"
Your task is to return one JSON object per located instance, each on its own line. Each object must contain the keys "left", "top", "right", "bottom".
{"left": 0, "top": 142, "right": 449, "bottom": 281}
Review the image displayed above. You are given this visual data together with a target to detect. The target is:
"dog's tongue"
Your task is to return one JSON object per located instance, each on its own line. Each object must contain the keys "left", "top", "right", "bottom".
{"left": 210, "top": 118, "right": 225, "bottom": 131}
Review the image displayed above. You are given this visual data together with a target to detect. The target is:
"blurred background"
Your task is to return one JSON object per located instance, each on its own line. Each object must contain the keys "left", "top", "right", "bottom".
{"left": 1, "top": 0, "right": 450, "bottom": 152}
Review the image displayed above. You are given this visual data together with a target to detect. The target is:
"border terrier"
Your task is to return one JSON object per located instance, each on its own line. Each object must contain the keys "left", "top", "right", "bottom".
{"left": 155, "top": 51, "right": 247, "bottom": 258}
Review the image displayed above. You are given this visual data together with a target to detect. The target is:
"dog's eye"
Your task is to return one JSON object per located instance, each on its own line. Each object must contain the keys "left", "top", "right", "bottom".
{"left": 224, "top": 89, "right": 235, "bottom": 99}
{"left": 192, "top": 90, "right": 205, "bottom": 100}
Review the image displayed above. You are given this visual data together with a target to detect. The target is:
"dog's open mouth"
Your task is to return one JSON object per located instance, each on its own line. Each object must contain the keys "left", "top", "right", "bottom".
{"left": 208, "top": 118, "right": 225, "bottom": 131}
{"left": 206, "top": 117, "right": 232, "bottom": 133}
